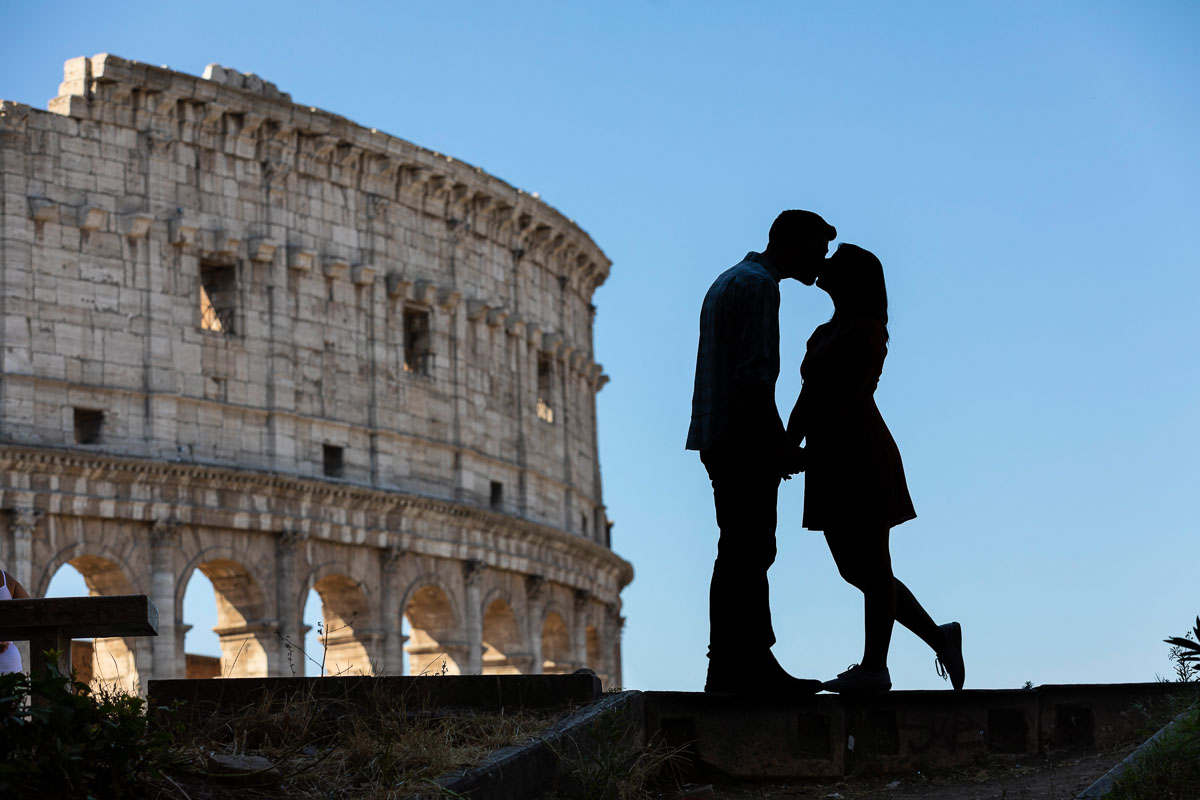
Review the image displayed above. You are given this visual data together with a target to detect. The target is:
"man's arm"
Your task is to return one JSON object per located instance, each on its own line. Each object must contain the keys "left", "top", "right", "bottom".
{"left": 732, "top": 278, "right": 802, "bottom": 475}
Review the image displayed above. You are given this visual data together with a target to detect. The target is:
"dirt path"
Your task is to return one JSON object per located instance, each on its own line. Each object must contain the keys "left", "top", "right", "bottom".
{"left": 692, "top": 747, "right": 1134, "bottom": 800}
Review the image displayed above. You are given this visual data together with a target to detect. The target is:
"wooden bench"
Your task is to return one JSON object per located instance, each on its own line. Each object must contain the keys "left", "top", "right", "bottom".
{"left": 0, "top": 595, "right": 158, "bottom": 680}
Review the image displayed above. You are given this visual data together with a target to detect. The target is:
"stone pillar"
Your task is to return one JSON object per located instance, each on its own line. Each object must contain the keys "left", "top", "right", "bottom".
{"left": 524, "top": 574, "right": 545, "bottom": 675}
{"left": 605, "top": 601, "right": 625, "bottom": 690}
{"left": 215, "top": 622, "right": 276, "bottom": 678}
{"left": 149, "top": 517, "right": 180, "bottom": 680}
{"left": 612, "top": 612, "right": 626, "bottom": 689}
{"left": 10, "top": 507, "right": 41, "bottom": 674}
{"left": 572, "top": 588, "right": 590, "bottom": 670}
{"left": 463, "top": 559, "right": 486, "bottom": 674}
{"left": 380, "top": 545, "right": 407, "bottom": 675}
{"left": 10, "top": 507, "right": 40, "bottom": 592}
{"left": 274, "top": 530, "right": 305, "bottom": 677}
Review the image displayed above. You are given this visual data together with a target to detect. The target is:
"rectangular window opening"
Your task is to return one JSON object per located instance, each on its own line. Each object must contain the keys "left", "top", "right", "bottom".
{"left": 323, "top": 444, "right": 345, "bottom": 478}
{"left": 199, "top": 262, "right": 237, "bottom": 334}
{"left": 490, "top": 480, "right": 504, "bottom": 510}
{"left": 536, "top": 353, "right": 554, "bottom": 423}
{"left": 73, "top": 408, "right": 104, "bottom": 445}
{"left": 581, "top": 512, "right": 588, "bottom": 536}
{"left": 403, "top": 308, "right": 432, "bottom": 374}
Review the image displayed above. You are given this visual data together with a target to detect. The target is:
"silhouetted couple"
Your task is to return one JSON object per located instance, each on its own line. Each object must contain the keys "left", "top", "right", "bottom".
{"left": 686, "top": 210, "right": 965, "bottom": 697}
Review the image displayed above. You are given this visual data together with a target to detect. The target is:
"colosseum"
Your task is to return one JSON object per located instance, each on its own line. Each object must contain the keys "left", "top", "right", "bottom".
{"left": 0, "top": 54, "right": 632, "bottom": 692}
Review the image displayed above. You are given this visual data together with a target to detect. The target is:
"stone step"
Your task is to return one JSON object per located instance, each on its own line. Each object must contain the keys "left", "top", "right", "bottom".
{"left": 644, "top": 682, "right": 1196, "bottom": 778}
{"left": 148, "top": 673, "right": 602, "bottom": 718}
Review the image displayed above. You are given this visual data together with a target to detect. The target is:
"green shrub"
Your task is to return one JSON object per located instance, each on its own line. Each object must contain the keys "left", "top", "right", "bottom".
{"left": 0, "top": 657, "right": 181, "bottom": 798}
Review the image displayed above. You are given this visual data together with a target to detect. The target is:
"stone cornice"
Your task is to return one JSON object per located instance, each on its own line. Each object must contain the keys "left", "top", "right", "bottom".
{"left": 0, "top": 445, "right": 634, "bottom": 595}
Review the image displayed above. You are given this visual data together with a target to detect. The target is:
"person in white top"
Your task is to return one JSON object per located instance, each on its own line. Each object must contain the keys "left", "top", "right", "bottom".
{"left": 0, "top": 567, "right": 31, "bottom": 675}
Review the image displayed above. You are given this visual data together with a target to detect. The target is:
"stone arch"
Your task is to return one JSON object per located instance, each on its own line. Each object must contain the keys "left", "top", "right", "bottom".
{"left": 307, "top": 563, "right": 375, "bottom": 676}
{"left": 41, "top": 548, "right": 144, "bottom": 693}
{"left": 178, "top": 546, "right": 271, "bottom": 678}
{"left": 401, "top": 574, "right": 462, "bottom": 675}
{"left": 540, "top": 609, "right": 572, "bottom": 674}
{"left": 38, "top": 541, "right": 141, "bottom": 598}
{"left": 482, "top": 595, "right": 526, "bottom": 674}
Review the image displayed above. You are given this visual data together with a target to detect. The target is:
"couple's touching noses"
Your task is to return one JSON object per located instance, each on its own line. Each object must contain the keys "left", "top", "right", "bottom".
{"left": 686, "top": 210, "right": 965, "bottom": 698}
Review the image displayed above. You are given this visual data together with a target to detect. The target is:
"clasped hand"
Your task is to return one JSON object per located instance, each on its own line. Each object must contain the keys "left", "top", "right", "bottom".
{"left": 777, "top": 441, "right": 806, "bottom": 480}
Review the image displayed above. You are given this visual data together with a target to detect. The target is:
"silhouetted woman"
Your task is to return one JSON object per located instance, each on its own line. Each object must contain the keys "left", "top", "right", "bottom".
{"left": 787, "top": 244, "right": 964, "bottom": 693}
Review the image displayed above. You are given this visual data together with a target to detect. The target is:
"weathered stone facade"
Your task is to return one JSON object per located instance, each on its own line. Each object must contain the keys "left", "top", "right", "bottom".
{"left": 0, "top": 55, "right": 631, "bottom": 691}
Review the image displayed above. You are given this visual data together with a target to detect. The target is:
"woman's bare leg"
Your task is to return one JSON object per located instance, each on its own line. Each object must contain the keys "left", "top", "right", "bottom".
{"left": 825, "top": 528, "right": 945, "bottom": 670}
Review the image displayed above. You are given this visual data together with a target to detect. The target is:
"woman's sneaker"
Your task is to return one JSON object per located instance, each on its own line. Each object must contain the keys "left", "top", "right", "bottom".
{"left": 934, "top": 622, "right": 965, "bottom": 690}
{"left": 822, "top": 664, "right": 891, "bottom": 694}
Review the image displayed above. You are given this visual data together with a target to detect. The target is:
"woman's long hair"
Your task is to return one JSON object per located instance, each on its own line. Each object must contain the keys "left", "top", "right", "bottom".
{"left": 828, "top": 243, "right": 889, "bottom": 337}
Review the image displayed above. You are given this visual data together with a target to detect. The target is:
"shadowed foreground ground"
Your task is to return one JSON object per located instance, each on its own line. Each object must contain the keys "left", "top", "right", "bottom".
{"left": 704, "top": 747, "right": 1133, "bottom": 799}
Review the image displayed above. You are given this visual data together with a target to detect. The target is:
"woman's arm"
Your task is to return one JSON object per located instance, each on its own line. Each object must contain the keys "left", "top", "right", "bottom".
{"left": 3, "top": 569, "right": 30, "bottom": 599}
{"left": 786, "top": 384, "right": 809, "bottom": 445}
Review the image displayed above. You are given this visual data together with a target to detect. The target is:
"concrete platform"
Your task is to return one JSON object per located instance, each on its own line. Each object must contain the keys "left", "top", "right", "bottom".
{"left": 645, "top": 682, "right": 1195, "bottom": 778}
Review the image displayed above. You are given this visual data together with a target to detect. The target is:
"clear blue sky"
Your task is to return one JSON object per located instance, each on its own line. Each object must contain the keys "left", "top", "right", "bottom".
{"left": 13, "top": 0, "right": 1199, "bottom": 690}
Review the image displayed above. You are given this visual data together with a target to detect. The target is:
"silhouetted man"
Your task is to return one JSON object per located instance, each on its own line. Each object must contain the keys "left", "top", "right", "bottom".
{"left": 686, "top": 210, "right": 836, "bottom": 697}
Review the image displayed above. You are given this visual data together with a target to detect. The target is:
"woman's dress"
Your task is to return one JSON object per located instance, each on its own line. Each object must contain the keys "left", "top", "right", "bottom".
{"left": 795, "top": 317, "right": 916, "bottom": 531}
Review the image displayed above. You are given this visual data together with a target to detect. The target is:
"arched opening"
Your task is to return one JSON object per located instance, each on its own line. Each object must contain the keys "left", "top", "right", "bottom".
{"left": 181, "top": 569, "right": 222, "bottom": 679}
{"left": 44, "top": 562, "right": 94, "bottom": 684}
{"left": 403, "top": 583, "right": 460, "bottom": 675}
{"left": 309, "top": 574, "right": 373, "bottom": 676}
{"left": 182, "top": 558, "right": 269, "bottom": 678}
{"left": 44, "top": 556, "right": 142, "bottom": 692}
{"left": 482, "top": 597, "right": 525, "bottom": 675}
{"left": 541, "top": 611, "right": 572, "bottom": 674}
{"left": 299, "top": 587, "right": 321, "bottom": 677}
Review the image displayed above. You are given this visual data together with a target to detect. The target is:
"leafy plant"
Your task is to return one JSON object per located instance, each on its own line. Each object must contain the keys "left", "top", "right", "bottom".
{"left": 0, "top": 654, "right": 183, "bottom": 798}
{"left": 1163, "top": 616, "right": 1200, "bottom": 683}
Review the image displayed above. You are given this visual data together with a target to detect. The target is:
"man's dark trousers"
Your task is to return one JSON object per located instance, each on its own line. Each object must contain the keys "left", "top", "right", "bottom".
{"left": 701, "top": 440, "right": 780, "bottom": 661}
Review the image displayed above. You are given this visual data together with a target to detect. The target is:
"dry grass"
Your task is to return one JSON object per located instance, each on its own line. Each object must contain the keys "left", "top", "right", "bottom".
{"left": 154, "top": 681, "right": 568, "bottom": 799}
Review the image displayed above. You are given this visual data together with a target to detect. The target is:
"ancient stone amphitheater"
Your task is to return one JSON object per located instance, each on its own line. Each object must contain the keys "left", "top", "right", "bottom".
{"left": 0, "top": 55, "right": 632, "bottom": 692}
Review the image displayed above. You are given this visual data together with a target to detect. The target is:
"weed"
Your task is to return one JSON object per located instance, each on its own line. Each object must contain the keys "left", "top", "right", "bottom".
{"left": 1103, "top": 616, "right": 1200, "bottom": 798}
{"left": 276, "top": 612, "right": 361, "bottom": 677}
{"left": 1162, "top": 616, "right": 1200, "bottom": 683}
{"left": 544, "top": 702, "right": 688, "bottom": 800}
{"left": 0, "top": 654, "right": 184, "bottom": 798}
{"left": 1107, "top": 703, "right": 1200, "bottom": 799}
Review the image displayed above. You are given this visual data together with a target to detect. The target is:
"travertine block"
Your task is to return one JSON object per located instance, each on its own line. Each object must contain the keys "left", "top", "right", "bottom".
{"left": 351, "top": 264, "right": 376, "bottom": 285}
{"left": 77, "top": 205, "right": 108, "bottom": 231}
{"left": 168, "top": 217, "right": 198, "bottom": 247}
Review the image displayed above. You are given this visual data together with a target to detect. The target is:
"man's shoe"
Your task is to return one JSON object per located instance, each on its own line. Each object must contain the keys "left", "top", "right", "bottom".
{"left": 705, "top": 651, "right": 822, "bottom": 699}
{"left": 821, "top": 664, "right": 891, "bottom": 694}
{"left": 935, "top": 621, "right": 965, "bottom": 690}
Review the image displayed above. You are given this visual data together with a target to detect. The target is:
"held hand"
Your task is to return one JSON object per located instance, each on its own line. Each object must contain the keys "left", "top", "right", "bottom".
{"left": 776, "top": 442, "right": 807, "bottom": 479}
{"left": 0, "top": 641, "right": 8, "bottom": 653}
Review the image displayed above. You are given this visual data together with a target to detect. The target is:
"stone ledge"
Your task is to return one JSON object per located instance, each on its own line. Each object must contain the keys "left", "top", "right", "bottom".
{"left": 644, "top": 682, "right": 1195, "bottom": 779}
{"left": 435, "top": 690, "right": 644, "bottom": 800}
{"left": 148, "top": 673, "right": 603, "bottom": 717}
